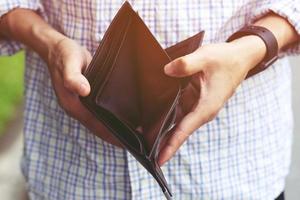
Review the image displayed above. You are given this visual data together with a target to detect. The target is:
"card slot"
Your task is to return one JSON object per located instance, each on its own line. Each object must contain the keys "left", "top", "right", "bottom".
{"left": 89, "top": 16, "right": 132, "bottom": 100}
{"left": 94, "top": 15, "right": 133, "bottom": 100}
{"left": 85, "top": 4, "right": 133, "bottom": 86}
{"left": 92, "top": 14, "right": 131, "bottom": 83}
{"left": 86, "top": 34, "right": 114, "bottom": 87}
{"left": 87, "top": 21, "right": 126, "bottom": 88}
{"left": 91, "top": 32, "right": 122, "bottom": 93}
{"left": 85, "top": 25, "right": 116, "bottom": 77}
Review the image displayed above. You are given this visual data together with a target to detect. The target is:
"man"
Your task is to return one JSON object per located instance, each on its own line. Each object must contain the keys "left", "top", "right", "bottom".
{"left": 0, "top": 0, "right": 299, "bottom": 199}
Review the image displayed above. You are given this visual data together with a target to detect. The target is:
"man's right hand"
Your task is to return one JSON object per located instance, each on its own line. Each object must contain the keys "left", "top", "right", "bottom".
{"left": 46, "top": 36, "right": 122, "bottom": 147}
{"left": 0, "top": 8, "right": 121, "bottom": 147}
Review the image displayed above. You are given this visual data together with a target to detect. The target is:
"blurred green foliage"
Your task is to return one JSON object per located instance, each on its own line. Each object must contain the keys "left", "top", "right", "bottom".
{"left": 0, "top": 51, "right": 24, "bottom": 135}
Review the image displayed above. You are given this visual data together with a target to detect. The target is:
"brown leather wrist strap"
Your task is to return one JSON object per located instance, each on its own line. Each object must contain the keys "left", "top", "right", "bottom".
{"left": 227, "top": 25, "right": 279, "bottom": 78}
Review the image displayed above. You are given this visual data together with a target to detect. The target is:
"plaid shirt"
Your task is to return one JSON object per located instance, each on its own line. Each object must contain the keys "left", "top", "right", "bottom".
{"left": 1, "top": 0, "right": 300, "bottom": 199}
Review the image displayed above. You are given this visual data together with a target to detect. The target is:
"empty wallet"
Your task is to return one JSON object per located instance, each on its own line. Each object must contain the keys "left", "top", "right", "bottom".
{"left": 80, "top": 1, "right": 204, "bottom": 199}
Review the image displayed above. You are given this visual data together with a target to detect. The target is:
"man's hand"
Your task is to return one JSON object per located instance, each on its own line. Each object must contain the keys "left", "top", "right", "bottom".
{"left": 46, "top": 37, "right": 121, "bottom": 146}
{"left": 0, "top": 8, "right": 121, "bottom": 147}
{"left": 158, "top": 12, "right": 300, "bottom": 166}
{"left": 158, "top": 37, "right": 267, "bottom": 166}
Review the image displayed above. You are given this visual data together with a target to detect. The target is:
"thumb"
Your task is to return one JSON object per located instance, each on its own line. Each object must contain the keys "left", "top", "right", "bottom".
{"left": 164, "top": 51, "right": 206, "bottom": 77}
{"left": 62, "top": 58, "right": 91, "bottom": 97}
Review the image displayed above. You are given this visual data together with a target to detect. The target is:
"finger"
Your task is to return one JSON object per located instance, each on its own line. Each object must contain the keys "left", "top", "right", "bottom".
{"left": 62, "top": 56, "right": 91, "bottom": 96}
{"left": 158, "top": 99, "right": 219, "bottom": 166}
{"left": 164, "top": 51, "right": 207, "bottom": 77}
{"left": 85, "top": 50, "right": 93, "bottom": 66}
{"left": 179, "top": 82, "right": 199, "bottom": 115}
{"left": 158, "top": 110, "right": 200, "bottom": 166}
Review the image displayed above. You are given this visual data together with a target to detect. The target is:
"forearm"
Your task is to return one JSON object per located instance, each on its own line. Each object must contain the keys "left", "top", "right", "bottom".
{"left": 0, "top": 8, "right": 65, "bottom": 61}
{"left": 159, "top": 9, "right": 300, "bottom": 166}
{"left": 230, "top": 12, "right": 299, "bottom": 72}
{"left": 255, "top": 13, "right": 299, "bottom": 49}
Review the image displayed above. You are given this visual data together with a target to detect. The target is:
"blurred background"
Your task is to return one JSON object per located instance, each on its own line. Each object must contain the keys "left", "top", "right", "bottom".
{"left": 0, "top": 53, "right": 299, "bottom": 199}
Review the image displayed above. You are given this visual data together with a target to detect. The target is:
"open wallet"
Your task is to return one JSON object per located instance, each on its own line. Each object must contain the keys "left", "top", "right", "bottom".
{"left": 80, "top": 1, "right": 204, "bottom": 199}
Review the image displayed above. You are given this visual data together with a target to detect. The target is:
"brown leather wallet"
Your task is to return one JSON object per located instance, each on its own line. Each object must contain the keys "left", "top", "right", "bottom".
{"left": 80, "top": 2, "right": 204, "bottom": 199}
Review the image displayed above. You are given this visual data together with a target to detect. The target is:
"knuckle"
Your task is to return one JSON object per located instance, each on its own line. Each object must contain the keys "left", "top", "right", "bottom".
{"left": 229, "top": 88, "right": 236, "bottom": 98}
{"left": 173, "top": 132, "right": 183, "bottom": 146}
{"left": 176, "top": 57, "right": 188, "bottom": 67}
{"left": 173, "top": 126, "right": 189, "bottom": 145}
{"left": 202, "top": 109, "right": 219, "bottom": 123}
{"left": 175, "top": 58, "right": 189, "bottom": 73}
{"left": 58, "top": 99, "right": 68, "bottom": 111}
{"left": 58, "top": 98, "right": 75, "bottom": 117}
{"left": 59, "top": 99, "right": 68, "bottom": 110}
{"left": 64, "top": 108, "right": 73, "bottom": 117}
{"left": 201, "top": 53, "right": 217, "bottom": 67}
{"left": 215, "top": 100, "right": 224, "bottom": 111}
{"left": 208, "top": 110, "right": 219, "bottom": 121}
{"left": 64, "top": 104, "right": 76, "bottom": 118}
{"left": 166, "top": 139, "right": 177, "bottom": 151}
{"left": 63, "top": 74, "right": 74, "bottom": 89}
{"left": 202, "top": 115, "right": 211, "bottom": 124}
{"left": 80, "top": 116, "right": 90, "bottom": 127}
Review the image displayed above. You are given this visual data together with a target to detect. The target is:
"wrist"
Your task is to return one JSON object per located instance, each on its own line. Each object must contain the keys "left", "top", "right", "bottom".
{"left": 1, "top": 8, "right": 66, "bottom": 62}
{"left": 229, "top": 35, "right": 267, "bottom": 73}
{"left": 31, "top": 25, "right": 66, "bottom": 62}
{"left": 254, "top": 13, "right": 299, "bottom": 50}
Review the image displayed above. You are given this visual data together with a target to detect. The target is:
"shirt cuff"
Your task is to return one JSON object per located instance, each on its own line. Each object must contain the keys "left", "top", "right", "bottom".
{"left": 0, "top": 0, "right": 44, "bottom": 56}
{"left": 249, "top": 0, "right": 300, "bottom": 57}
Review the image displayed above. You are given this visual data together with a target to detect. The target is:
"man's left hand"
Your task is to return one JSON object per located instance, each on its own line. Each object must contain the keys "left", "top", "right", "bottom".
{"left": 158, "top": 37, "right": 266, "bottom": 166}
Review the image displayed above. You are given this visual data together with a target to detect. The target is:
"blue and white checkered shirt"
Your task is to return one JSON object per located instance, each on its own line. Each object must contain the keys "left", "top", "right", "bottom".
{"left": 1, "top": 0, "right": 300, "bottom": 199}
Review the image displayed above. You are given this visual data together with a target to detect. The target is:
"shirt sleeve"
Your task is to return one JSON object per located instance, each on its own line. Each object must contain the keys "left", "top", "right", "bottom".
{"left": 0, "top": 0, "right": 44, "bottom": 56}
{"left": 249, "top": 0, "right": 300, "bottom": 57}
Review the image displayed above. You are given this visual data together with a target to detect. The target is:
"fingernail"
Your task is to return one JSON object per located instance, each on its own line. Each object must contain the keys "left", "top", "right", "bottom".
{"left": 164, "top": 64, "right": 174, "bottom": 75}
{"left": 79, "top": 83, "right": 87, "bottom": 95}
{"left": 158, "top": 149, "right": 169, "bottom": 166}
{"left": 158, "top": 157, "right": 164, "bottom": 166}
